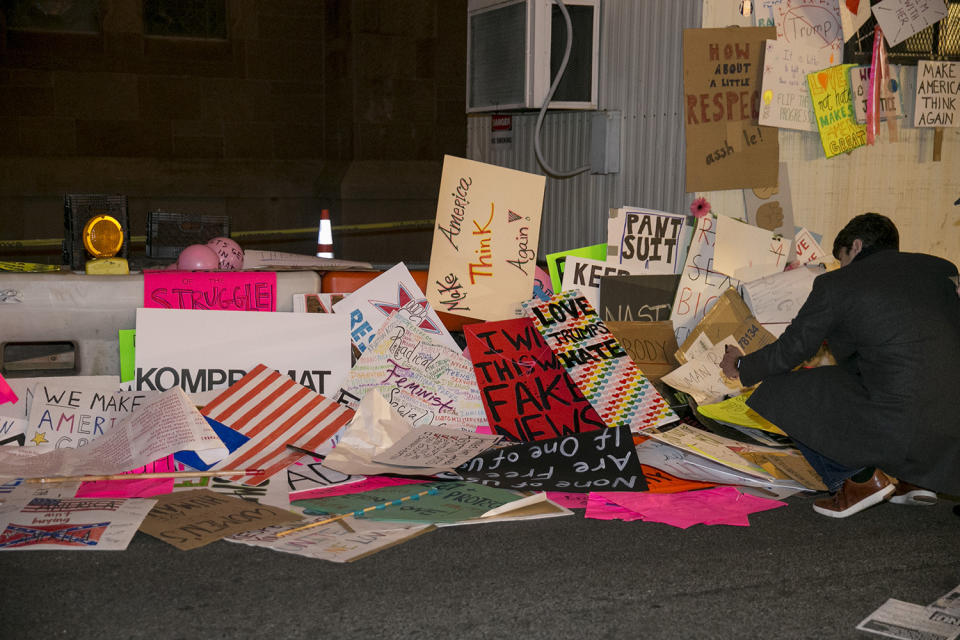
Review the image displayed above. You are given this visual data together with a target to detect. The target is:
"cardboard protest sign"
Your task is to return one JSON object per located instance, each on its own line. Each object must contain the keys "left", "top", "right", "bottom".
{"left": 426, "top": 155, "right": 545, "bottom": 321}
{"left": 742, "top": 266, "right": 818, "bottom": 324}
{"left": 643, "top": 421, "right": 776, "bottom": 479}
{"left": 759, "top": 39, "right": 835, "bottom": 132}
{"left": 850, "top": 64, "right": 904, "bottom": 124}
{"left": 335, "top": 314, "right": 486, "bottom": 433}
{"left": 606, "top": 208, "right": 686, "bottom": 273}
{"left": 598, "top": 274, "right": 681, "bottom": 323}
{"left": 2, "top": 375, "right": 121, "bottom": 420}
{"left": 522, "top": 290, "right": 677, "bottom": 432}
{"left": 143, "top": 271, "right": 277, "bottom": 311}
{"left": 456, "top": 424, "right": 646, "bottom": 492}
{"left": 0, "top": 389, "right": 222, "bottom": 480}
{"left": 682, "top": 27, "right": 778, "bottom": 192}
{"left": 24, "top": 383, "right": 153, "bottom": 449}
{"left": 873, "top": 0, "right": 949, "bottom": 47}
{"left": 808, "top": 64, "right": 867, "bottom": 158}
{"left": 228, "top": 516, "right": 435, "bottom": 562}
{"left": 792, "top": 227, "right": 828, "bottom": 264}
{"left": 914, "top": 60, "right": 960, "bottom": 127}
{"left": 670, "top": 216, "right": 742, "bottom": 348}
{"left": 772, "top": 0, "right": 843, "bottom": 62}
{"left": 545, "top": 243, "right": 607, "bottom": 293}
{"left": 677, "top": 288, "right": 777, "bottom": 362}
{"left": 605, "top": 321, "right": 680, "bottom": 394}
{"left": 464, "top": 318, "right": 605, "bottom": 442}
{"left": 135, "top": 307, "right": 350, "bottom": 405}
{"left": 139, "top": 489, "right": 301, "bottom": 550}
{"left": 559, "top": 256, "right": 641, "bottom": 312}
{"left": 0, "top": 491, "right": 156, "bottom": 551}
{"left": 743, "top": 163, "right": 796, "bottom": 239}
{"left": 332, "top": 263, "right": 459, "bottom": 354}
{"left": 202, "top": 364, "right": 356, "bottom": 485}
{"left": 714, "top": 215, "right": 789, "bottom": 281}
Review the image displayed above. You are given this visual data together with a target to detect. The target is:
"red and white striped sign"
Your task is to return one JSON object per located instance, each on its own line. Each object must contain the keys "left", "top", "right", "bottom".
{"left": 202, "top": 364, "right": 355, "bottom": 485}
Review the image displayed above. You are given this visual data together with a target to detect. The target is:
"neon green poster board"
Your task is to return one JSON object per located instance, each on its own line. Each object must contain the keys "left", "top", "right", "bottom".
{"left": 545, "top": 243, "right": 607, "bottom": 292}
{"left": 119, "top": 329, "right": 136, "bottom": 383}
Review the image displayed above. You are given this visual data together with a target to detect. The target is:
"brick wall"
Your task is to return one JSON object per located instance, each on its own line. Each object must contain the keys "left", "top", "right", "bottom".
{"left": 0, "top": 0, "right": 466, "bottom": 264}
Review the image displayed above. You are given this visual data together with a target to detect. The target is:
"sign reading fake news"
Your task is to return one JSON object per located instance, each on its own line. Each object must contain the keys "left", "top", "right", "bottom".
{"left": 426, "top": 155, "right": 545, "bottom": 321}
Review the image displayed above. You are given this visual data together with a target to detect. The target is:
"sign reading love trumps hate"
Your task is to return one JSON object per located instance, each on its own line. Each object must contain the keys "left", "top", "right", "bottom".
{"left": 522, "top": 290, "right": 677, "bottom": 433}
{"left": 456, "top": 424, "right": 646, "bottom": 492}
{"left": 426, "top": 155, "right": 545, "bottom": 321}
{"left": 464, "top": 318, "right": 605, "bottom": 442}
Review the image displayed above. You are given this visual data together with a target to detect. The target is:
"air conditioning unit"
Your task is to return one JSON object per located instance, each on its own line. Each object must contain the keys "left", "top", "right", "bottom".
{"left": 467, "top": 0, "right": 600, "bottom": 113}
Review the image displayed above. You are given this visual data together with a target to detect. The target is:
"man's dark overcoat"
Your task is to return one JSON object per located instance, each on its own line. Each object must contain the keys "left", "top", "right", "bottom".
{"left": 739, "top": 250, "right": 960, "bottom": 495}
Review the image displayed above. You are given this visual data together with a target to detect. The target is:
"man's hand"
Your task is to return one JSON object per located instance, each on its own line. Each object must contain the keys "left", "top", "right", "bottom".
{"left": 721, "top": 344, "right": 743, "bottom": 380}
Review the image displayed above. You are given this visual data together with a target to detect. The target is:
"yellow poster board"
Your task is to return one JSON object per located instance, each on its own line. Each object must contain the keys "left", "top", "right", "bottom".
{"left": 807, "top": 63, "right": 866, "bottom": 158}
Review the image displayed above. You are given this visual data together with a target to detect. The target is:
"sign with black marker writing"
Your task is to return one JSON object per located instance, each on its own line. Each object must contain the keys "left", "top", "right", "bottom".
{"left": 456, "top": 424, "right": 646, "bottom": 492}
{"left": 464, "top": 318, "right": 605, "bottom": 442}
{"left": 598, "top": 274, "right": 681, "bottom": 323}
{"left": 607, "top": 208, "right": 686, "bottom": 274}
{"left": 426, "top": 155, "right": 545, "bottom": 321}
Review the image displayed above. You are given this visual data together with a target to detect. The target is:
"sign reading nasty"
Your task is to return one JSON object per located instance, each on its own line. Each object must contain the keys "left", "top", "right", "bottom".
{"left": 606, "top": 208, "right": 686, "bottom": 273}
{"left": 683, "top": 26, "right": 779, "bottom": 192}
{"left": 914, "top": 60, "right": 960, "bottom": 128}
{"left": 464, "top": 318, "right": 605, "bottom": 442}
{"left": 144, "top": 271, "right": 277, "bottom": 312}
{"left": 522, "top": 290, "right": 677, "bottom": 433}
{"left": 456, "top": 424, "right": 647, "bottom": 492}
{"left": 598, "top": 274, "right": 681, "bottom": 323}
{"left": 426, "top": 155, "right": 545, "bottom": 321}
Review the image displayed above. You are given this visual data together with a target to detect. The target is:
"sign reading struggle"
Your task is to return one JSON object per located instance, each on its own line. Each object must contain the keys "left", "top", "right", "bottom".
{"left": 683, "top": 26, "right": 778, "bottom": 192}
{"left": 426, "top": 155, "right": 545, "bottom": 321}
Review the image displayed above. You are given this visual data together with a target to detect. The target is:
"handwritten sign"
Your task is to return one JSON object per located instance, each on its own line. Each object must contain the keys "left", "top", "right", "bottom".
{"left": 332, "top": 262, "right": 458, "bottom": 354}
{"left": 372, "top": 426, "right": 500, "bottom": 469}
{"left": 714, "top": 215, "right": 789, "bottom": 282}
{"left": 872, "top": 0, "right": 949, "bottom": 47}
{"left": 606, "top": 208, "right": 686, "bottom": 273}
{"left": 144, "top": 271, "right": 277, "bottom": 311}
{"left": 335, "top": 313, "right": 487, "bottom": 433}
{"left": 670, "top": 215, "right": 741, "bottom": 347}
{"left": 773, "top": 0, "right": 843, "bottom": 61}
{"left": 808, "top": 64, "right": 867, "bottom": 158}
{"left": 662, "top": 337, "right": 743, "bottom": 404}
{"left": 139, "top": 489, "right": 301, "bottom": 550}
{"left": 24, "top": 383, "right": 152, "bottom": 449}
{"left": 741, "top": 267, "right": 817, "bottom": 324}
{"left": 544, "top": 243, "right": 607, "bottom": 293}
{"left": 426, "top": 155, "right": 545, "bottom": 321}
{"left": 522, "top": 290, "right": 676, "bottom": 432}
{"left": 605, "top": 321, "right": 680, "bottom": 395}
{"left": 464, "top": 318, "right": 605, "bottom": 442}
{"left": 759, "top": 39, "right": 835, "bottom": 131}
{"left": 456, "top": 424, "right": 647, "bottom": 492}
{"left": 840, "top": 0, "right": 873, "bottom": 41}
{"left": 559, "top": 256, "right": 640, "bottom": 312}
{"left": 850, "top": 64, "right": 904, "bottom": 123}
{"left": 792, "top": 227, "right": 827, "bottom": 264}
{"left": 598, "top": 274, "right": 681, "bottom": 323}
{"left": 683, "top": 27, "right": 779, "bottom": 192}
{"left": 914, "top": 60, "right": 960, "bottom": 127}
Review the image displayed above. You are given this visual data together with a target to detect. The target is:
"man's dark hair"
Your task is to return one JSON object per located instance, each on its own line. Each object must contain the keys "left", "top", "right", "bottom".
{"left": 832, "top": 213, "right": 900, "bottom": 259}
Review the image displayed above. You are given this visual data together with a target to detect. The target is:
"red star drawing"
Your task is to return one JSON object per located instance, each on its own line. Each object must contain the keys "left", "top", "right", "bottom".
{"left": 370, "top": 283, "right": 442, "bottom": 334}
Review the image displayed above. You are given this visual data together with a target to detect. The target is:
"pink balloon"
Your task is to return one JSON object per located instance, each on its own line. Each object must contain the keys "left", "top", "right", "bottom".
{"left": 206, "top": 236, "right": 244, "bottom": 271}
{"left": 177, "top": 244, "right": 220, "bottom": 271}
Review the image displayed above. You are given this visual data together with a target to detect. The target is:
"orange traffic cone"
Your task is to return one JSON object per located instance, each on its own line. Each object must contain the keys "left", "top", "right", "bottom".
{"left": 316, "top": 209, "right": 333, "bottom": 258}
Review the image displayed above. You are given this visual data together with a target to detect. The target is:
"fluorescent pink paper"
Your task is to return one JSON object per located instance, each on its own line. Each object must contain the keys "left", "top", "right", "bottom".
{"left": 74, "top": 455, "right": 177, "bottom": 499}
{"left": 288, "top": 475, "right": 427, "bottom": 501}
{"left": 588, "top": 487, "right": 787, "bottom": 528}
{"left": 585, "top": 495, "right": 645, "bottom": 521}
{"left": 144, "top": 271, "right": 277, "bottom": 311}
{"left": 546, "top": 492, "right": 590, "bottom": 509}
{"left": 0, "top": 373, "right": 17, "bottom": 405}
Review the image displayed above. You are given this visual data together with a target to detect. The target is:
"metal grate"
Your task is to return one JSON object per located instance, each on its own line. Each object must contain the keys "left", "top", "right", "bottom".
{"left": 845, "top": 0, "right": 960, "bottom": 64}
{"left": 1, "top": 0, "right": 100, "bottom": 33}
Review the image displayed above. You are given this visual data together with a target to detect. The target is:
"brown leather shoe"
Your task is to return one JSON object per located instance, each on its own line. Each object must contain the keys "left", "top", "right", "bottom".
{"left": 812, "top": 469, "right": 895, "bottom": 518}
{"left": 888, "top": 480, "right": 938, "bottom": 506}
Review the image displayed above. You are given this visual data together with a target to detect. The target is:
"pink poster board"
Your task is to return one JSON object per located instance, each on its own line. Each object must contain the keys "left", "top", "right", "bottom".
{"left": 144, "top": 271, "right": 277, "bottom": 312}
